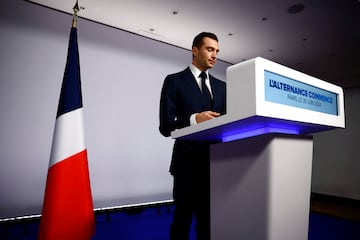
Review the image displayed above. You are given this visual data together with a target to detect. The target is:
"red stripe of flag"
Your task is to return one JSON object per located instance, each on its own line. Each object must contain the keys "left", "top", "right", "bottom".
{"left": 39, "top": 150, "right": 94, "bottom": 239}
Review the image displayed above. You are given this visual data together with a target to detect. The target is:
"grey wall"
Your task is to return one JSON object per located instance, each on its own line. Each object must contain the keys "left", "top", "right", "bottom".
{"left": 312, "top": 88, "right": 360, "bottom": 200}
{"left": 0, "top": 0, "right": 230, "bottom": 219}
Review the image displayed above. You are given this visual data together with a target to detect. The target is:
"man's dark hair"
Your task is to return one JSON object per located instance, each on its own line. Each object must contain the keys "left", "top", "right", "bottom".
{"left": 192, "top": 32, "right": 218, "bottom": 48}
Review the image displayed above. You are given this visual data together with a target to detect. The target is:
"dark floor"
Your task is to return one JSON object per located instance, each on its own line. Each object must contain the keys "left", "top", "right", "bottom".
{"left": 310, "top": 193, "right": 360, "bottom": 222}
{"left": 1, "top": 194, "right": 359, "bottom": 240}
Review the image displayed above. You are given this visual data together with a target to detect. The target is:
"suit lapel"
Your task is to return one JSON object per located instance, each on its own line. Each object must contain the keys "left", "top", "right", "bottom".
{"left": 183, "top": 67, "right": 205, "bottom": 107}
{"left": 183, "top": 67, "right": 217, "bottom": 109}
{"left": 209, "top": 75, "right": 222, "bottom": 109}
{"left": 183, "top": 67, "right": 202, "bottom": 94}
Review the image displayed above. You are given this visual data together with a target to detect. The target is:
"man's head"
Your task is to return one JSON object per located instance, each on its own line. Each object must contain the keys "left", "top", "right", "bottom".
{"left": 192, "top": 32, "right": 219, "bottom": 71}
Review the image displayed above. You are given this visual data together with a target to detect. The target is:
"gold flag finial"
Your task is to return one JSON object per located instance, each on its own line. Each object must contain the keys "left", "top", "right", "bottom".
{"left": 72, "top": 0, "right": 80, "bottom": 27}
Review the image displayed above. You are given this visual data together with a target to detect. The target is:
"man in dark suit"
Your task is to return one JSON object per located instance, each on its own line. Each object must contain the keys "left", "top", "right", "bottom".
{"left": 159, "top": 32, "right": 226, "bottom": 240}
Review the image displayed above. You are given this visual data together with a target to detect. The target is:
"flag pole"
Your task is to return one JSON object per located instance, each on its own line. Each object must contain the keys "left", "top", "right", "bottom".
{"left": 72, "top": 0, "right": 80, "bottom": 28}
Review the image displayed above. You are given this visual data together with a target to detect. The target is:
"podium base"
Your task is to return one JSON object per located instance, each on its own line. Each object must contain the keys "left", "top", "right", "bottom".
{"left": 210, "top": 134, "right": 313, "bottom": 240}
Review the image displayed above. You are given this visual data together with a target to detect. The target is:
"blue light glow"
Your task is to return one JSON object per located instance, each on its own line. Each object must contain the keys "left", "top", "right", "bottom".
{"left": 222, "top": 127, "right": 300, "bottom": 142}
{"left": 176, "top": 116, "right": 333, "bottom": 142}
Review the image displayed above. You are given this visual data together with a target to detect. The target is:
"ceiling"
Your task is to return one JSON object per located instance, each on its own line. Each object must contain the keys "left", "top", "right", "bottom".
{"left": 29, "top": 0, "right": 360, "bottom": 88}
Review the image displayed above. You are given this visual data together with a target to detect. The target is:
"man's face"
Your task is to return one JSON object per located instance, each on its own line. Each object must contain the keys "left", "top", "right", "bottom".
{"left": 192, "top": 37, "right": 219, "bottom": 71}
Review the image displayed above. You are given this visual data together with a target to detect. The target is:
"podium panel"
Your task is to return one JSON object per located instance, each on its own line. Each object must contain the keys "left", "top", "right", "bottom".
{"left": 210, "top": 134, "right": 313, "bottom": 240}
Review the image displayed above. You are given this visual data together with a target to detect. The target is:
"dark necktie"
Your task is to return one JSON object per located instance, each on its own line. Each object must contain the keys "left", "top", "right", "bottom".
{"left": 199, "top": 71, "right": 212, "bottom": 108}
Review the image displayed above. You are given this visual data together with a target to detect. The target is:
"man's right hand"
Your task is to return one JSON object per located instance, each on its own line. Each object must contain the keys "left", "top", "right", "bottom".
{"left": 196, "top": 111, "right": 220, "bottom": 123}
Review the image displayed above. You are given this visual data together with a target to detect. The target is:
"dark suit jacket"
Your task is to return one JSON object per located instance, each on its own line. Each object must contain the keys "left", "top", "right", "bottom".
{"left": 159, "top": 67, "right": 226, "bottom": 176}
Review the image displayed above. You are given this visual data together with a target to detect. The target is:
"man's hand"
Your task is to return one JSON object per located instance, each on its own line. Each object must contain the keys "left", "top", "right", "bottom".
{"left": 196, "top": 111, "right": 220, "bottom": 123}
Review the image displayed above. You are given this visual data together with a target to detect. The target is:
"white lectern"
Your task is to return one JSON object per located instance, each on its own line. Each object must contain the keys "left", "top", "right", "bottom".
{"left": 171, "top": 57, "right": 345, "bottom": 240}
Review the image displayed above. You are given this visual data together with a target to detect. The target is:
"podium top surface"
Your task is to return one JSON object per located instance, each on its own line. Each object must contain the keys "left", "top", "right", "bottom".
{"left": 171, "top": 57, "right": 345, "bottom": 142}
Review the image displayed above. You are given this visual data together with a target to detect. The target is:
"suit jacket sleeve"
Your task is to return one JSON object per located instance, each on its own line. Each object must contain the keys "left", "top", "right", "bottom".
{"left": 159, "top": 72, "right": 190, "bottom": 137}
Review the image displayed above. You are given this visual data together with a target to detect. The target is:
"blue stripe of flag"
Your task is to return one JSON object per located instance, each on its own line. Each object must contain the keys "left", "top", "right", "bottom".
{"left": 56, "top": 27, "right": 83, "bottom": 118}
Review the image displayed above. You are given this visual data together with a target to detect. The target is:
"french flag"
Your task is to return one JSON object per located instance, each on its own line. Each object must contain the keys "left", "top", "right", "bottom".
{"left": 38, "top": 26, "right": 95, "bottom": 239}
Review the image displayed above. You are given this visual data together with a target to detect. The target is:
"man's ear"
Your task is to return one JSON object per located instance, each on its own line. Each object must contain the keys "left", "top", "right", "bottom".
{"left": 192, "top": 46, "right": 198, "bottom": 57}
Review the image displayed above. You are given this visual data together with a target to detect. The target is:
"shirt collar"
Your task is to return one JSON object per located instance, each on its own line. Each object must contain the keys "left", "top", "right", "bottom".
{"left": 190, "top": 64, "right": 208, "bottom": 79}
